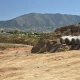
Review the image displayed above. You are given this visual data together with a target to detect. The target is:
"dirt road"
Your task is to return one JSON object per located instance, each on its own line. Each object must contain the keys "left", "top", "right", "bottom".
{"left": 0, "top": 50, "right": 80, "bottom": 80}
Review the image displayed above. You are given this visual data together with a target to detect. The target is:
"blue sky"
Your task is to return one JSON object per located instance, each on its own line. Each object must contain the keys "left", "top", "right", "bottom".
{"left": 0, "top": 0, "right": 80, "bottom": 20}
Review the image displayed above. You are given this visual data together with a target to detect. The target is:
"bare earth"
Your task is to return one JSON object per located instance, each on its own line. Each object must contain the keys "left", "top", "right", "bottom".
{"left": 0, "top": 49, "right": 80, "bottom": 80}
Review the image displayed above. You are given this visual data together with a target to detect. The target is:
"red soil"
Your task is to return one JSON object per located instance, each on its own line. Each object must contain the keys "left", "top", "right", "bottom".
{"left": 8, "top": 46, "right": 33, "bottom": 51}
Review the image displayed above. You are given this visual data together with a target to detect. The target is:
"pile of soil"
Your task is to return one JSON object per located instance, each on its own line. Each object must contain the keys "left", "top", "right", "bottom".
{"left": 31, "top": 23, "right": 80, "bottom": 53}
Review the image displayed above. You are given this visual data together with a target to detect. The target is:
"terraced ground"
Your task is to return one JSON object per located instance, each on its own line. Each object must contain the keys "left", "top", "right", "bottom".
{"left": 0, "top": 49, "right": 80, "bottom": 80}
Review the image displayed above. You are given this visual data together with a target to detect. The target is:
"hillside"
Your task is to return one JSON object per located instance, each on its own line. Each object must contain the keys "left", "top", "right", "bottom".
{"left": 0, "top": 13, "right": 80, "bottom": 32}
{"left": 0, "top": 50, "right": 80, "bottom": 80}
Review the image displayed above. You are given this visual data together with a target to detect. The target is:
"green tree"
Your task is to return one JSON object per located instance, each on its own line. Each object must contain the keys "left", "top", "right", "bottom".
{"left": 14, "top": 30, "right": 18, "bottom": 35}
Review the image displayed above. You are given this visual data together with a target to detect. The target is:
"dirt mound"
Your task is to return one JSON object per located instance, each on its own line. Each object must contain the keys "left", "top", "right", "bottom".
{"left": 55, "top": 23, "right": 80, "bottom": 34}
{"left": 31, "top": 38, "right": 57, "bottom": 53}
{"left": 31, "top": 23, "right": 80, "bottom": 53}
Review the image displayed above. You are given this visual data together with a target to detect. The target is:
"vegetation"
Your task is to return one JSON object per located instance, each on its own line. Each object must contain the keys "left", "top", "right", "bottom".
{"left": 0, "top": 30, "right": 49, "bottom": 46}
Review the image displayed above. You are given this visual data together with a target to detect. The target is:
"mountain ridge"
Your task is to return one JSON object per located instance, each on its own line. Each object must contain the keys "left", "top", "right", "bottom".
{"left": 0, "top": 13, "right": 80, "bottom": 32}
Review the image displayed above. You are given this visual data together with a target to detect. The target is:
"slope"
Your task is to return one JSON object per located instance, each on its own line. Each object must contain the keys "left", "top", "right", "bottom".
{"left": 0, "top": 13, "right": 80, "bottom": 32}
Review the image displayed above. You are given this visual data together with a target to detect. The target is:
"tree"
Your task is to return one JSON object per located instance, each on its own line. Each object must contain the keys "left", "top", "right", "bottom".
{"left": 14, "top": 30, "right": 18, "bottom": 35}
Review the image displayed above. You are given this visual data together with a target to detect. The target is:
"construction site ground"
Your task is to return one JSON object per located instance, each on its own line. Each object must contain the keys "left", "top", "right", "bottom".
{"left": 0, "top": 43, "right": 80, "bottom": 80}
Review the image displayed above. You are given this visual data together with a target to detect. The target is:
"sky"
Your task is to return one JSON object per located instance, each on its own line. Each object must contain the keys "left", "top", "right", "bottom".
{"left": 0, "top": 0, "right": 80, "bottom": 20}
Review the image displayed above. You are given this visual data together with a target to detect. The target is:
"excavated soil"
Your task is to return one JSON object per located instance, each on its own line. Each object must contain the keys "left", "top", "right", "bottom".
{"left": 0, "top": 50, "right": 80, "bottom": 80}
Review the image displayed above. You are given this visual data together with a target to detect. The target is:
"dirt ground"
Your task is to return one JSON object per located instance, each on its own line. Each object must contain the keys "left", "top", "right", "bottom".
{"left": 0, "top": 49, "right": 80, "bottom": 80}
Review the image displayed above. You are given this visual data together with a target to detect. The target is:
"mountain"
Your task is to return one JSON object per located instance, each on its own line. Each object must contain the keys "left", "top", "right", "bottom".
{"left": 0, "top": 13, "right": 80, "bottom": 32}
